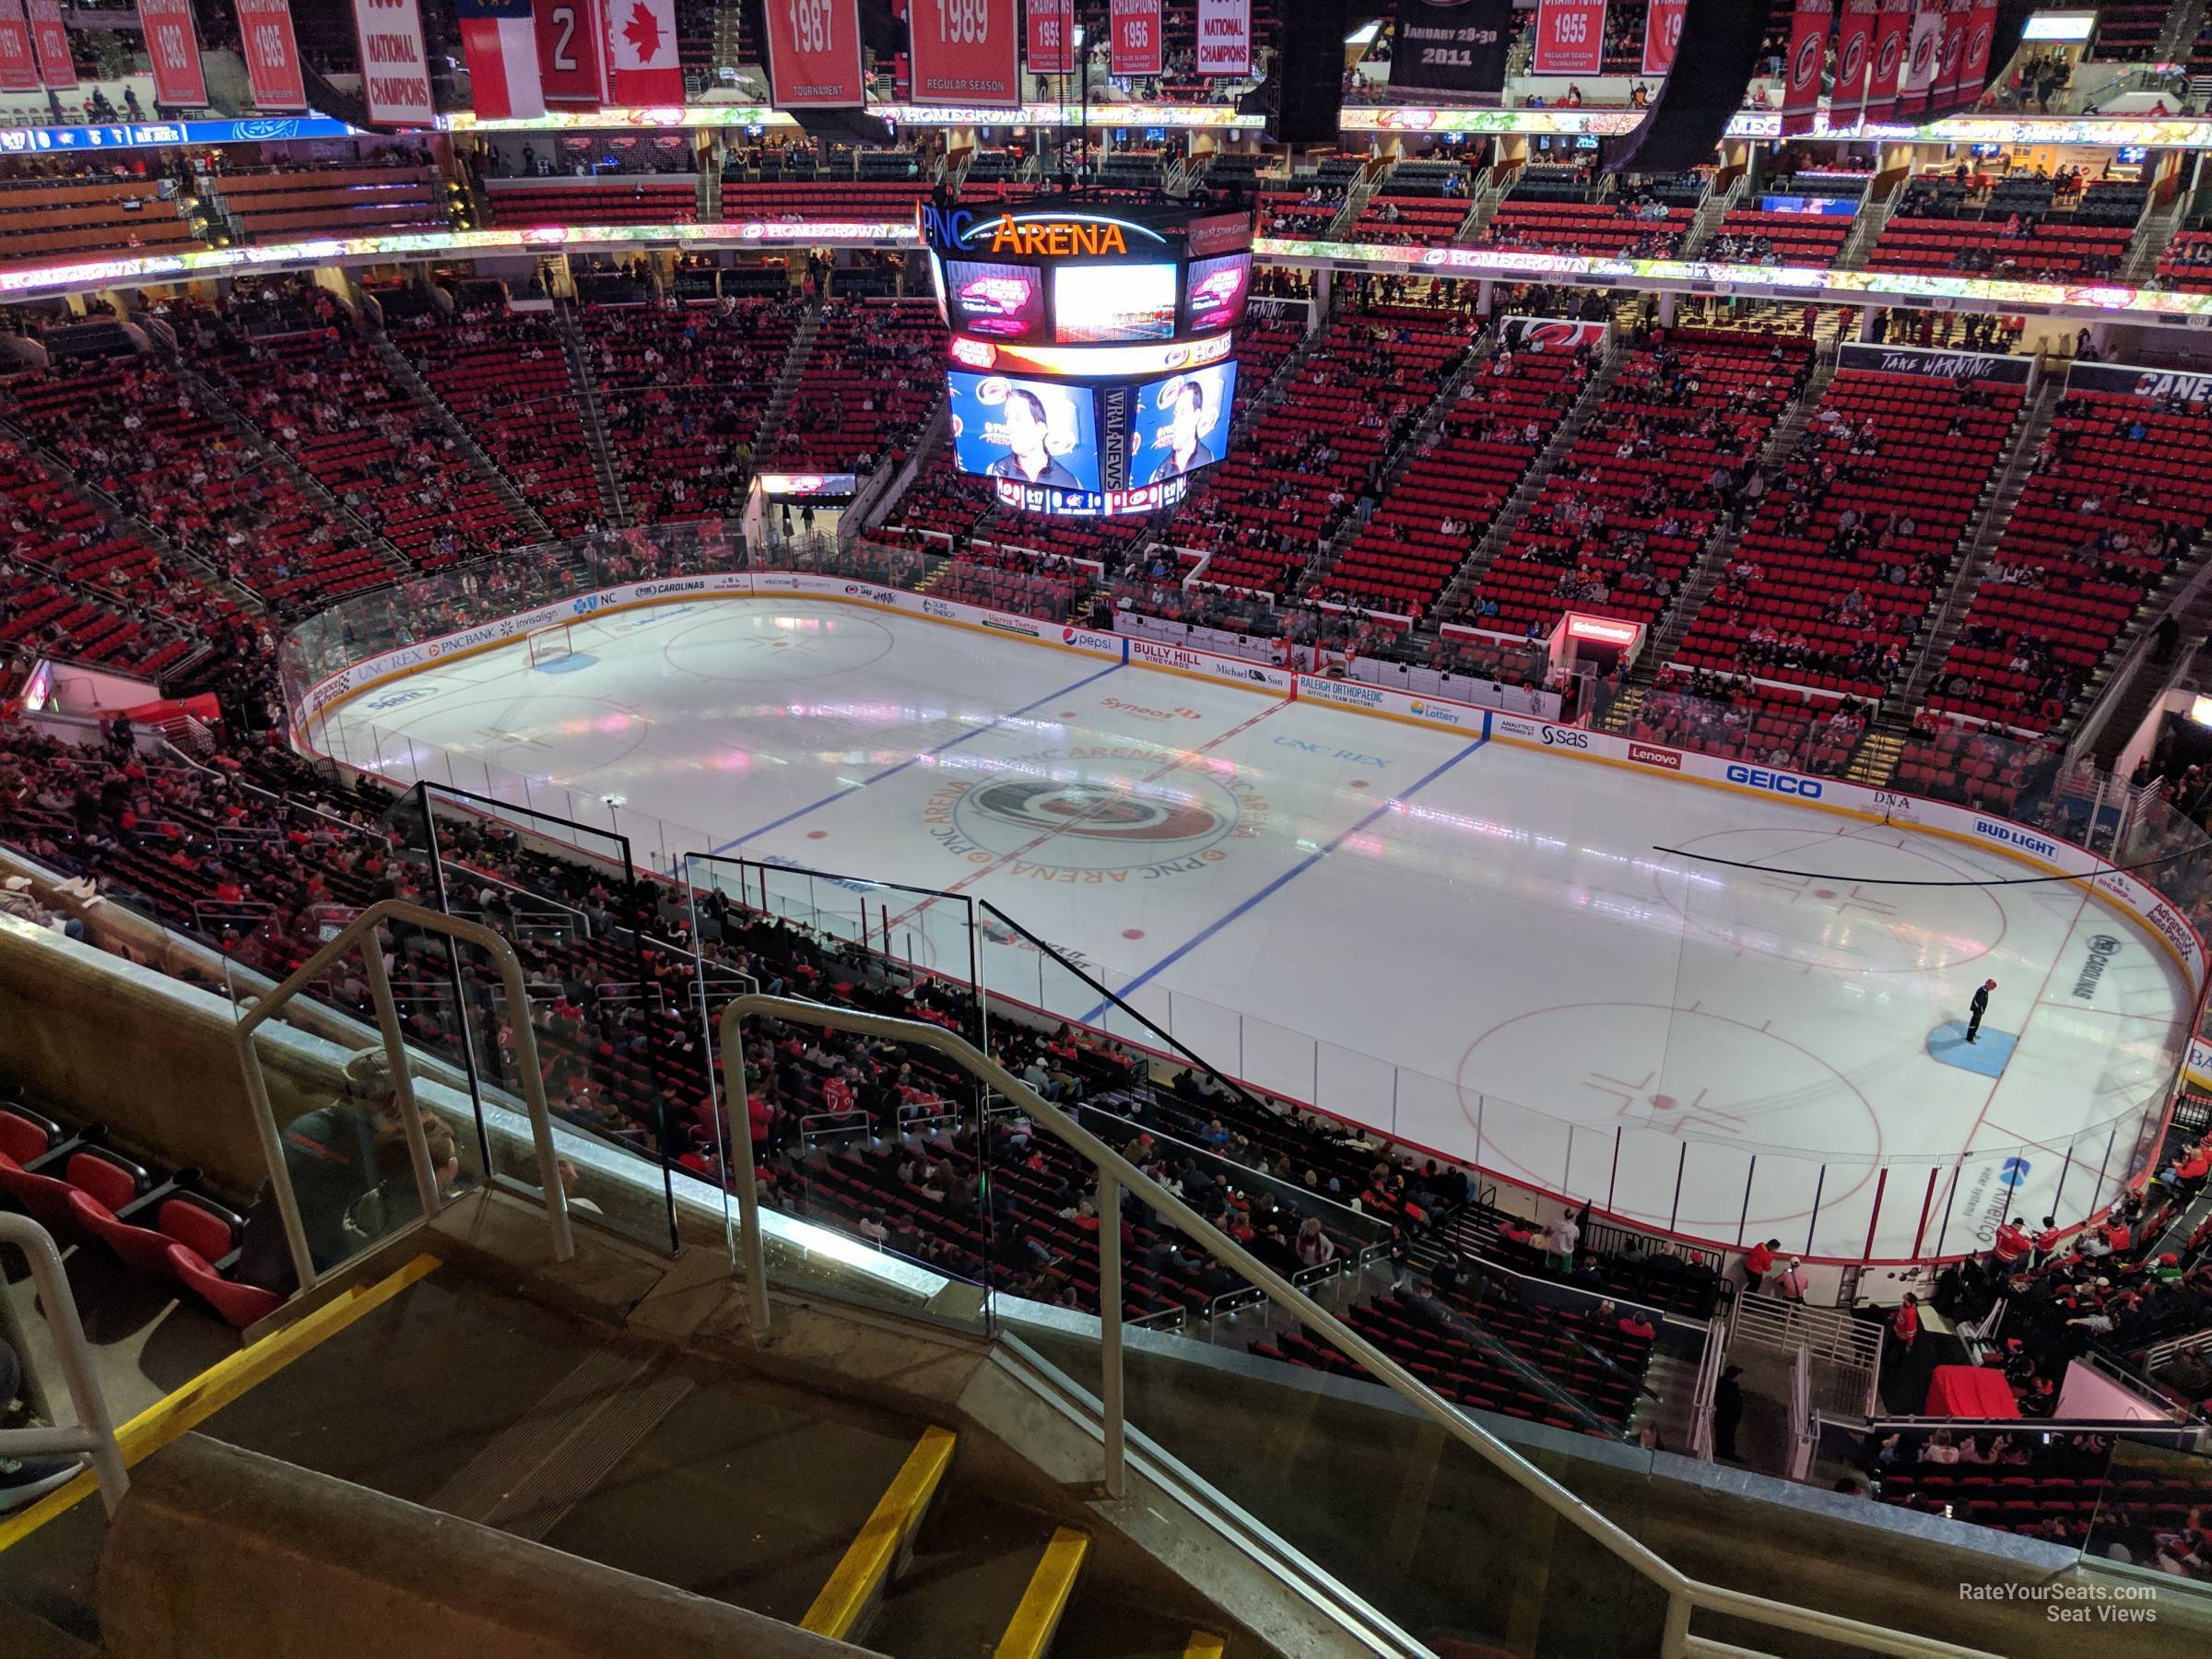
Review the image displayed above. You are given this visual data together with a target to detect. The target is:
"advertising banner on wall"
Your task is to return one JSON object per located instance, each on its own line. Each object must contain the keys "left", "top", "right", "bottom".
{"left": 237, "top": 0, "right": 311, "bottom": 111}
{"left": 910, "top": 0, "right": 1022, "bottom": 106}
{"left": 763, "top": 0, "right": 865, "bottom": 106}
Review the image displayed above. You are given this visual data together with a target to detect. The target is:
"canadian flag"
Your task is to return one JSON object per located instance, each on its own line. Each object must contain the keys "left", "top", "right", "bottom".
{"left": 604, "top": 0, "right": 681, "bottom": 105}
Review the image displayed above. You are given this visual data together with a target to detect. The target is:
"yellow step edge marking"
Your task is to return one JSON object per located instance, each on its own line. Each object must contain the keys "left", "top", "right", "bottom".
{"left": 0, "top": 1253, "right": 441, "bottom": 1554}
{"left": 1183, "top": 1632, "right": 1227, "bottom": 1659}
{"left": 800, "top": 1424, "right": 958, "bottom": 1641}
{"left": 992, "top": 1525, "right": 1090, "bottom": 1659}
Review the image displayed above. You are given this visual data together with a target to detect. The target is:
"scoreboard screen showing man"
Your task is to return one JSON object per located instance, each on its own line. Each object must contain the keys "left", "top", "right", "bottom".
{"left": 921, "top": 194, "right": 1254, "bottom": 517}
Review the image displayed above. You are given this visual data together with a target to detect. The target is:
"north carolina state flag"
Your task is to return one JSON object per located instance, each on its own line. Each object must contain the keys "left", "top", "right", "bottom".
{"left": 605, "top": 0, "right": 682, "bottom": 104}
{"left": 1867, "top": 0, "right": 1910, "bottom": 111}
{"left": 1830, "top": 0, "right": 1877, "bottom": 126}
{"left": 536, "top": 0, "right": 606, "bottom": 107}
{"left": 457, "top": 0, "right": 545, "bottom": 119}
{"left": 1781, "top": 0, "right": 1831, "bottom": 136}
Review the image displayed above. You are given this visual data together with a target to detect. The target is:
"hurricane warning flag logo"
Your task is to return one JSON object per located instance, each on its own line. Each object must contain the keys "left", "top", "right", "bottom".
{"left": 963, "top": 780, "right": 1222, "bottom": 844}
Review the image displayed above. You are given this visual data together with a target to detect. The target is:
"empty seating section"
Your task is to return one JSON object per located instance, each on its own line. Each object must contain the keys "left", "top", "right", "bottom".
{"left": 215, "top": 167, "right": 451, "bottom": 240}
{"left": 202, "top": 331, "right": 519, "bottom": 569}
{"left": 1899, "top": 387, "right": 2212, "bottom": 792}
{"left": 2089, "top": 2, "right": 2167, "bottom": 60}
{"left": 1175, "top": 307, "right": 1472, "bottom": 598}
{"left": 0, "top": 436, "right": 214, "bottom": 676}
{"left": 587, "top": 299, "right": 801, "bottom": 519}
{"left": 484, "top": 180, "right": 699, "bottom": 227}
{"left": 1673, "top": 368, "right": 2025, "bottom": 707}
{"left": 721, "top": 180, "right": 929, "bottom": 224}
{"left": 757, "top": 298, "right": 941, "bottom": 470}
{"left": 1320, "top": 335, "right": 1594, "bottom": 619}
{"left": 1460, "top": 331, "right": 1813, "bottom": 638}
{"left": 1484, "top": 197, "right": 1690, "bottom": 258}
{"left": 925, "top": 553, "right": 1088, "bottom": 619}
{"left": 2, "top": 356, "right": 389, "bottom": 608}
{"left": 0, "top": 1101, "right": 278, "bottom": 1329}
{"left": 0, "top": 176, "right": 203, "bottom": 267}
{"left": 393, "top": 313, "right": 607, "bottom": 535}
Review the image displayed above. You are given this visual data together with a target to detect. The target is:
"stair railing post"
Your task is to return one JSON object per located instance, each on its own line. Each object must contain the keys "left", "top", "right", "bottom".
{"left": 724, "top": 1017, "right": 773, "bottom": 1339}
{"left": 1100, "top": 1171, "right": 1125, "bottom": 1499}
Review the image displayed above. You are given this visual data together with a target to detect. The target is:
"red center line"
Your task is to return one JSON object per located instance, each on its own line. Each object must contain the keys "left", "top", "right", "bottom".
{"left": 882, "top": 697, "right": 1294, "bottom": 934}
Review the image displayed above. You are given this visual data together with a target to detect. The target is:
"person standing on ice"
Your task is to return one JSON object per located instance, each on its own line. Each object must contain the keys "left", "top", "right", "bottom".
{"left": 1968, "top": 979, "right": 1995, "bottom": 1043}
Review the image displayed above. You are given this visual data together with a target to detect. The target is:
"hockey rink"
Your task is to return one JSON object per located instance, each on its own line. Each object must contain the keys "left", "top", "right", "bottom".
{"left": 312, "top": 596, "right": 2194, "bottom": 1260}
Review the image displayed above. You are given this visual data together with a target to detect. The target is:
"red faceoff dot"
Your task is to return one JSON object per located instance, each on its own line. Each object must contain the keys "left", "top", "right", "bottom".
{"left": 1350, "top": 779, "right": 1371, "bottom": 790}
{"left": 1122, "top": 928, "right": 1147, "bottom": 940}
{"left": 806, "top": 830, "right": 828, "bottom": 840}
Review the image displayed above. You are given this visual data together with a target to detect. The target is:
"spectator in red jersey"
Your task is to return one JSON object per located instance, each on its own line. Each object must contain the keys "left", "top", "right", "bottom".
{"left": 1742, "top": 1237, "right": 1778, "bottom": 1297}
{"left": 1991, "top": 1216, "right": 2030, "bottom": 1274}
{"left": 1890, "top": 1293, "right": 1921, "bottom": 1355}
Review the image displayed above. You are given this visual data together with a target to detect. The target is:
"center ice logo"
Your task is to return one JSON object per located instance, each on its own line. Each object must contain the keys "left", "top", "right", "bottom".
{"left": 920, "top": 746, "right": 1268, "bottom": 880}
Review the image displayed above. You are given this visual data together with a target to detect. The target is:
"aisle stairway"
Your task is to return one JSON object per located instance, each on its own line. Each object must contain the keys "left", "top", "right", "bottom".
{"left": 0, "top": 1253, "right": 1228, "bottom": 1659}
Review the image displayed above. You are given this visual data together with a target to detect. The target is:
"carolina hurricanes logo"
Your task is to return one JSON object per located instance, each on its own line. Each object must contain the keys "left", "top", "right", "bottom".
{"left": 924, "top": 749, "right": 1265, "bottom": 878}
{"left": 1967, "top": 22, "right": 1991, "bottom": 65}
{"left": 1794, "top": 37, "right": 1822, "bottom": 88}
{"left": 1839, "top": 36, "right": 1865, "bottom": 79}
{"left": 1524, "top": 321, "right": 1586, "bottom": 347}
{"left": 1911, "top": 31, "right": 1936, "bottom": 75}
{"left": 1877, "top": 35, "right": 1903, "bottom": 78}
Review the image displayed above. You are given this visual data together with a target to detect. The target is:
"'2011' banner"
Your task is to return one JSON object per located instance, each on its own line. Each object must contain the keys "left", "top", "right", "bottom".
{"left": 908, "top": 0, "right": 1021, "bottom": 106}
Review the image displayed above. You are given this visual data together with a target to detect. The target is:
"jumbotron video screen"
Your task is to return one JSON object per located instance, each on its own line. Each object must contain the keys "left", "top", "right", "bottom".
{"left": 919, "top": 194, "right": 1254, "bottom": 517}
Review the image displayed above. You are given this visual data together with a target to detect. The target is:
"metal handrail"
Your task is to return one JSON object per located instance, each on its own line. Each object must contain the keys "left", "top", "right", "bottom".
{"left": 230, "top": 899, "right": 573, "bottom": 1292}
{"left": 714, "top": 994, "right": 1995, "bottom": 1659}
{"left": 0, "top": 1215, "right": 129, "bottom": 1515}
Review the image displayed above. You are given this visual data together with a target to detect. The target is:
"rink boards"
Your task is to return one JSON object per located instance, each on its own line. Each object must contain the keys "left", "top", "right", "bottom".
{"left": 293, "top": 569, "right": 2212, "bottom": 1015}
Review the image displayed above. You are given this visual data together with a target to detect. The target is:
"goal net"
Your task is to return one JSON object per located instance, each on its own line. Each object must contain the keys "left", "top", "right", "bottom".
{"left": 527, "top": 623, "right": 575, "bottom": 668}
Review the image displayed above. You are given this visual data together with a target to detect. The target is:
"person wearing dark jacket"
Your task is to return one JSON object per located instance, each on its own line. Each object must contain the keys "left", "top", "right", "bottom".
{"left": 1712, "top": 1365, "right": 1746, "bottom": 1462}
{"left": 1968, "top": 978, "right": 1995, "bottom": 1042}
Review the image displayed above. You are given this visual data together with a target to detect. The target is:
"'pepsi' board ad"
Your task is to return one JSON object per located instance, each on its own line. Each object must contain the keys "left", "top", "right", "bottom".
{"left": 948, "top": 371, "right": 1102, "bottom": 492}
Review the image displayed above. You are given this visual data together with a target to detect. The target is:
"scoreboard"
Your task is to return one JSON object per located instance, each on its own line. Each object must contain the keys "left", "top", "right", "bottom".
{"left": 919, "top": 194, "right": 1254, "bottom": 517}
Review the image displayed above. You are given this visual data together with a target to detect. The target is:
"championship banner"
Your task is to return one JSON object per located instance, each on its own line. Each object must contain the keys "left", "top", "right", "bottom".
{"left": 762, "top": 0, "right": 865, "bottom": 106}
{"left": 1195, "top": 0, "right": 1251, "bottom": 76}
{"left": 536, "top": 0, "right": 607, "bottom": 107}
{"left": 236, "top": 0, "right": 309, "bottom": 111}
{"left": 1533, "top": 0, "right": 1606, "bottom": 76}
{"left": 24, "top": 0, "right": 72, "bottom": 88}
{"left": 1867, "top": 0, "right": 1910, "bottom": 112}
{"left": 605, "top": 0, "right": 682, "bottom": 104}
{"left": 1781, "top": 0, "right": 1831, "bottom": 136}
{"left": 1110, "top": 0, "right": 1163, "bottom": 76}
{"left": 456, "top": 0, "right": 545, "bottom": 120}
{"left": 1900, "top": 0, "right": 1943, "bottom": 117}
{"left": 1641, "top": 0, "right": 1684, "bottom": 75}
{"left": 1930, "top": 0, "right": 1970, "bottom": 105}
{"left": 1389, "top": 0, "right": 1512, "bottom": 100}
{"left": 1026, "top": 0, "right": 1073, "bottom": 76}
{"left": 909, "top": 0, "right": 1022, "bottom": 105}
{"left": 136, "top": 0, "right": 207, "bottom": 107}
{"left": 353, "top": 0, "right": 435, "bottom": 125}
{"left": 0, "top": 0, "right": 34, "bottom": 92}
